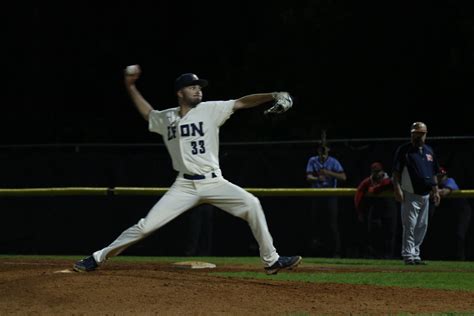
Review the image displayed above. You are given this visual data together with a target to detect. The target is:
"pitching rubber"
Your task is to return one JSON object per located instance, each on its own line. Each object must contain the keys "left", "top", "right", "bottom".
{"left": 172, "top": 261, "right": 217, "bottom": 269}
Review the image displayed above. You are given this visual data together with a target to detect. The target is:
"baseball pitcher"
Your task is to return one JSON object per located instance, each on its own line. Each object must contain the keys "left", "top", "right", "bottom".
{"left": 73, "top": 65, "right": 301, "bottom": 275}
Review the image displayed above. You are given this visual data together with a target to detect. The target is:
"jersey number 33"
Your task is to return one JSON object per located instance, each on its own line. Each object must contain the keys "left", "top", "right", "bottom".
{"left": 191, "top": 140, "right": 206, "bottom": 155}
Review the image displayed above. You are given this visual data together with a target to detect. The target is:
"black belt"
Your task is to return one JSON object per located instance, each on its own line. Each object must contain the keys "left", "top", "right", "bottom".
{"left": 183, "top": 172, "right": 217, "bottom": 180}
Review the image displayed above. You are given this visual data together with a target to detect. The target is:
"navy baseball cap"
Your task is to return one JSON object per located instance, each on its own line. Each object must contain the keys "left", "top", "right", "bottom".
{"left": 174, "top": 73, "right": 208, "bottom": 92}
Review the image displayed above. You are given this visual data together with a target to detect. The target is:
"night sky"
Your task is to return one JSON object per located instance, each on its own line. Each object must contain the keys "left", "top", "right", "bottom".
{"left": 6, "top": 1, "right": 474, "bottom": 144}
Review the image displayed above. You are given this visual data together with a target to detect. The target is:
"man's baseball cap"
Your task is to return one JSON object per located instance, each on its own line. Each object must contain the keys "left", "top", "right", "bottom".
{"left": 438, "top": 166, "right": 447, "bottom": 175}
{"left": 370, "top": 162, "right": 383, "bottom": 172}
{"left": 174, "top": 73, "right": 208, "bottom": 92}
{"left": 410, "top": 121, "right": 428, "bottom": 133}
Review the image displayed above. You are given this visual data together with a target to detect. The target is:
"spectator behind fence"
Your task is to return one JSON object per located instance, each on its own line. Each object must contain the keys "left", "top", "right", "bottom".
{"left": 354, "top": 162, "right": 397, "bottom": 259}
{"left": 306, "top": 143, "right": 347, "bottom": 257}
{"left": 392, "top": 122, "right": 440, "bottom": 265}
{"left": 434, "top": 167, "right": 472, "bottom": 260}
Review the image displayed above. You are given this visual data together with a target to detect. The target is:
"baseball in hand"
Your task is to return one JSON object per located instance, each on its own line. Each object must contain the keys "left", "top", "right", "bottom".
{"left": 125, "top": 65, "right": 140, "bottom": 75}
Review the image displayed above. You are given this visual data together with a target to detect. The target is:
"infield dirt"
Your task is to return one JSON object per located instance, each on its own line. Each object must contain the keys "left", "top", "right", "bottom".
{"left": 1, "top": 258, "right": 473, "bottom": 315}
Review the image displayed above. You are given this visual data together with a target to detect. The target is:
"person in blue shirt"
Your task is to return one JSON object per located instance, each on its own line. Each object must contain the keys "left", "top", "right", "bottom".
{"left": 392, "top": 122, "right": 440, "bottom": 265}
{"left": 435, "top": 167, "right": 472, "bottom": 260}
{"left": 306, "top": 143, "right": 347, "bottom": 257}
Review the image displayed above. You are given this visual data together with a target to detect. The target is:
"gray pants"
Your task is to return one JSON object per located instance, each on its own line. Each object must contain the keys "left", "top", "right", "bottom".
{"left": 400, "top": 191, "right": 430, "bottom": 261}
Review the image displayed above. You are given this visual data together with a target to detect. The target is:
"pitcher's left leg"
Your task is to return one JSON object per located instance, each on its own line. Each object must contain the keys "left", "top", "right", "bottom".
{"left": 200, "top": 178, "right": 279, "bottom": 267}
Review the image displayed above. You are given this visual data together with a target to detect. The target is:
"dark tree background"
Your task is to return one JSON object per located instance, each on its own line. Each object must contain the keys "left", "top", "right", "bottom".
{"left": 3, "top": 1, "right": 474, "bottom": 259}
{"left": 6, "top": 1, "right": 474, "bottom": 144}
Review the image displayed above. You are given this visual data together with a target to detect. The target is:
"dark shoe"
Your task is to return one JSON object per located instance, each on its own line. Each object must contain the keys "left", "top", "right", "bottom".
{"left": 265, "top": 256, "right": 302, "bottom": 275}
{"left": 404, "top": 259, "right": 415, "bottom": 265}
{"left": 414, "top": 259, "right": 427, "bottom": 265}
{"left": 73, "top": 255, "right": 98, "bottom": 272}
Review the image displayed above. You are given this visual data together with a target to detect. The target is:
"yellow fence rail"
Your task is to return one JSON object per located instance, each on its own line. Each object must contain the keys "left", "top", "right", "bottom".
{"left": 0, "top": 187, "right": 109, "bottom": 196}
{"left": 1, "top": 187, "right": 474, "bottom": 198}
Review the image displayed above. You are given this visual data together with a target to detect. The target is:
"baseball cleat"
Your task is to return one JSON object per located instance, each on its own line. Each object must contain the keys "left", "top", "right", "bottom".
{"left": 404, "top": 259, "right": 415, "bottom": 265}
{"left": 73, "top": 255, "right": 98, "bottom": 272}
{"left": 414, "top": 259, "right": 427, "bottom": 265}
{"left": 265, "top": 256, "right": 302, "bottom": 275}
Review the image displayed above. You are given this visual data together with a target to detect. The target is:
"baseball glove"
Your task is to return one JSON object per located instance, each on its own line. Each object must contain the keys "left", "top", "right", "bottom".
{"left": 264, "top": 92, "right": 293, "bottom": 115}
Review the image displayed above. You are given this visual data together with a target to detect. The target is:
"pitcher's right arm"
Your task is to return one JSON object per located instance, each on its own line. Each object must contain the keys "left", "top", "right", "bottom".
{"left": 124, "top": 65, "right": 153, "bottom": 121}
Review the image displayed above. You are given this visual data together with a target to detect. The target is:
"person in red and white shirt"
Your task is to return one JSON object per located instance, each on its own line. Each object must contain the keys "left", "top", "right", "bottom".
{"left": 354, "top": 162, "right": 398, "bottom": 259}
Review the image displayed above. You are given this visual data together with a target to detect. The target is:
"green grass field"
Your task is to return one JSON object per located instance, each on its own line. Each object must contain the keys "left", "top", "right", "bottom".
{"left": 213, "top": 257, "right": 474, "bottom": 292}
{"left": 2, "top": 255, "right": 473, "bottom": 292}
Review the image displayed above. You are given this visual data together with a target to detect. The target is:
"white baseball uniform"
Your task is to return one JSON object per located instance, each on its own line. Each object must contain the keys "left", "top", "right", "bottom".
{"left": 92, "top": 100, "right": 279, "bottom": 267}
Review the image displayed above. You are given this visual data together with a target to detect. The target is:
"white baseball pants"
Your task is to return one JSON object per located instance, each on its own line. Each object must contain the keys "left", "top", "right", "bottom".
{"left": 93, "top": 175, "right": 279, "bottom": 267}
